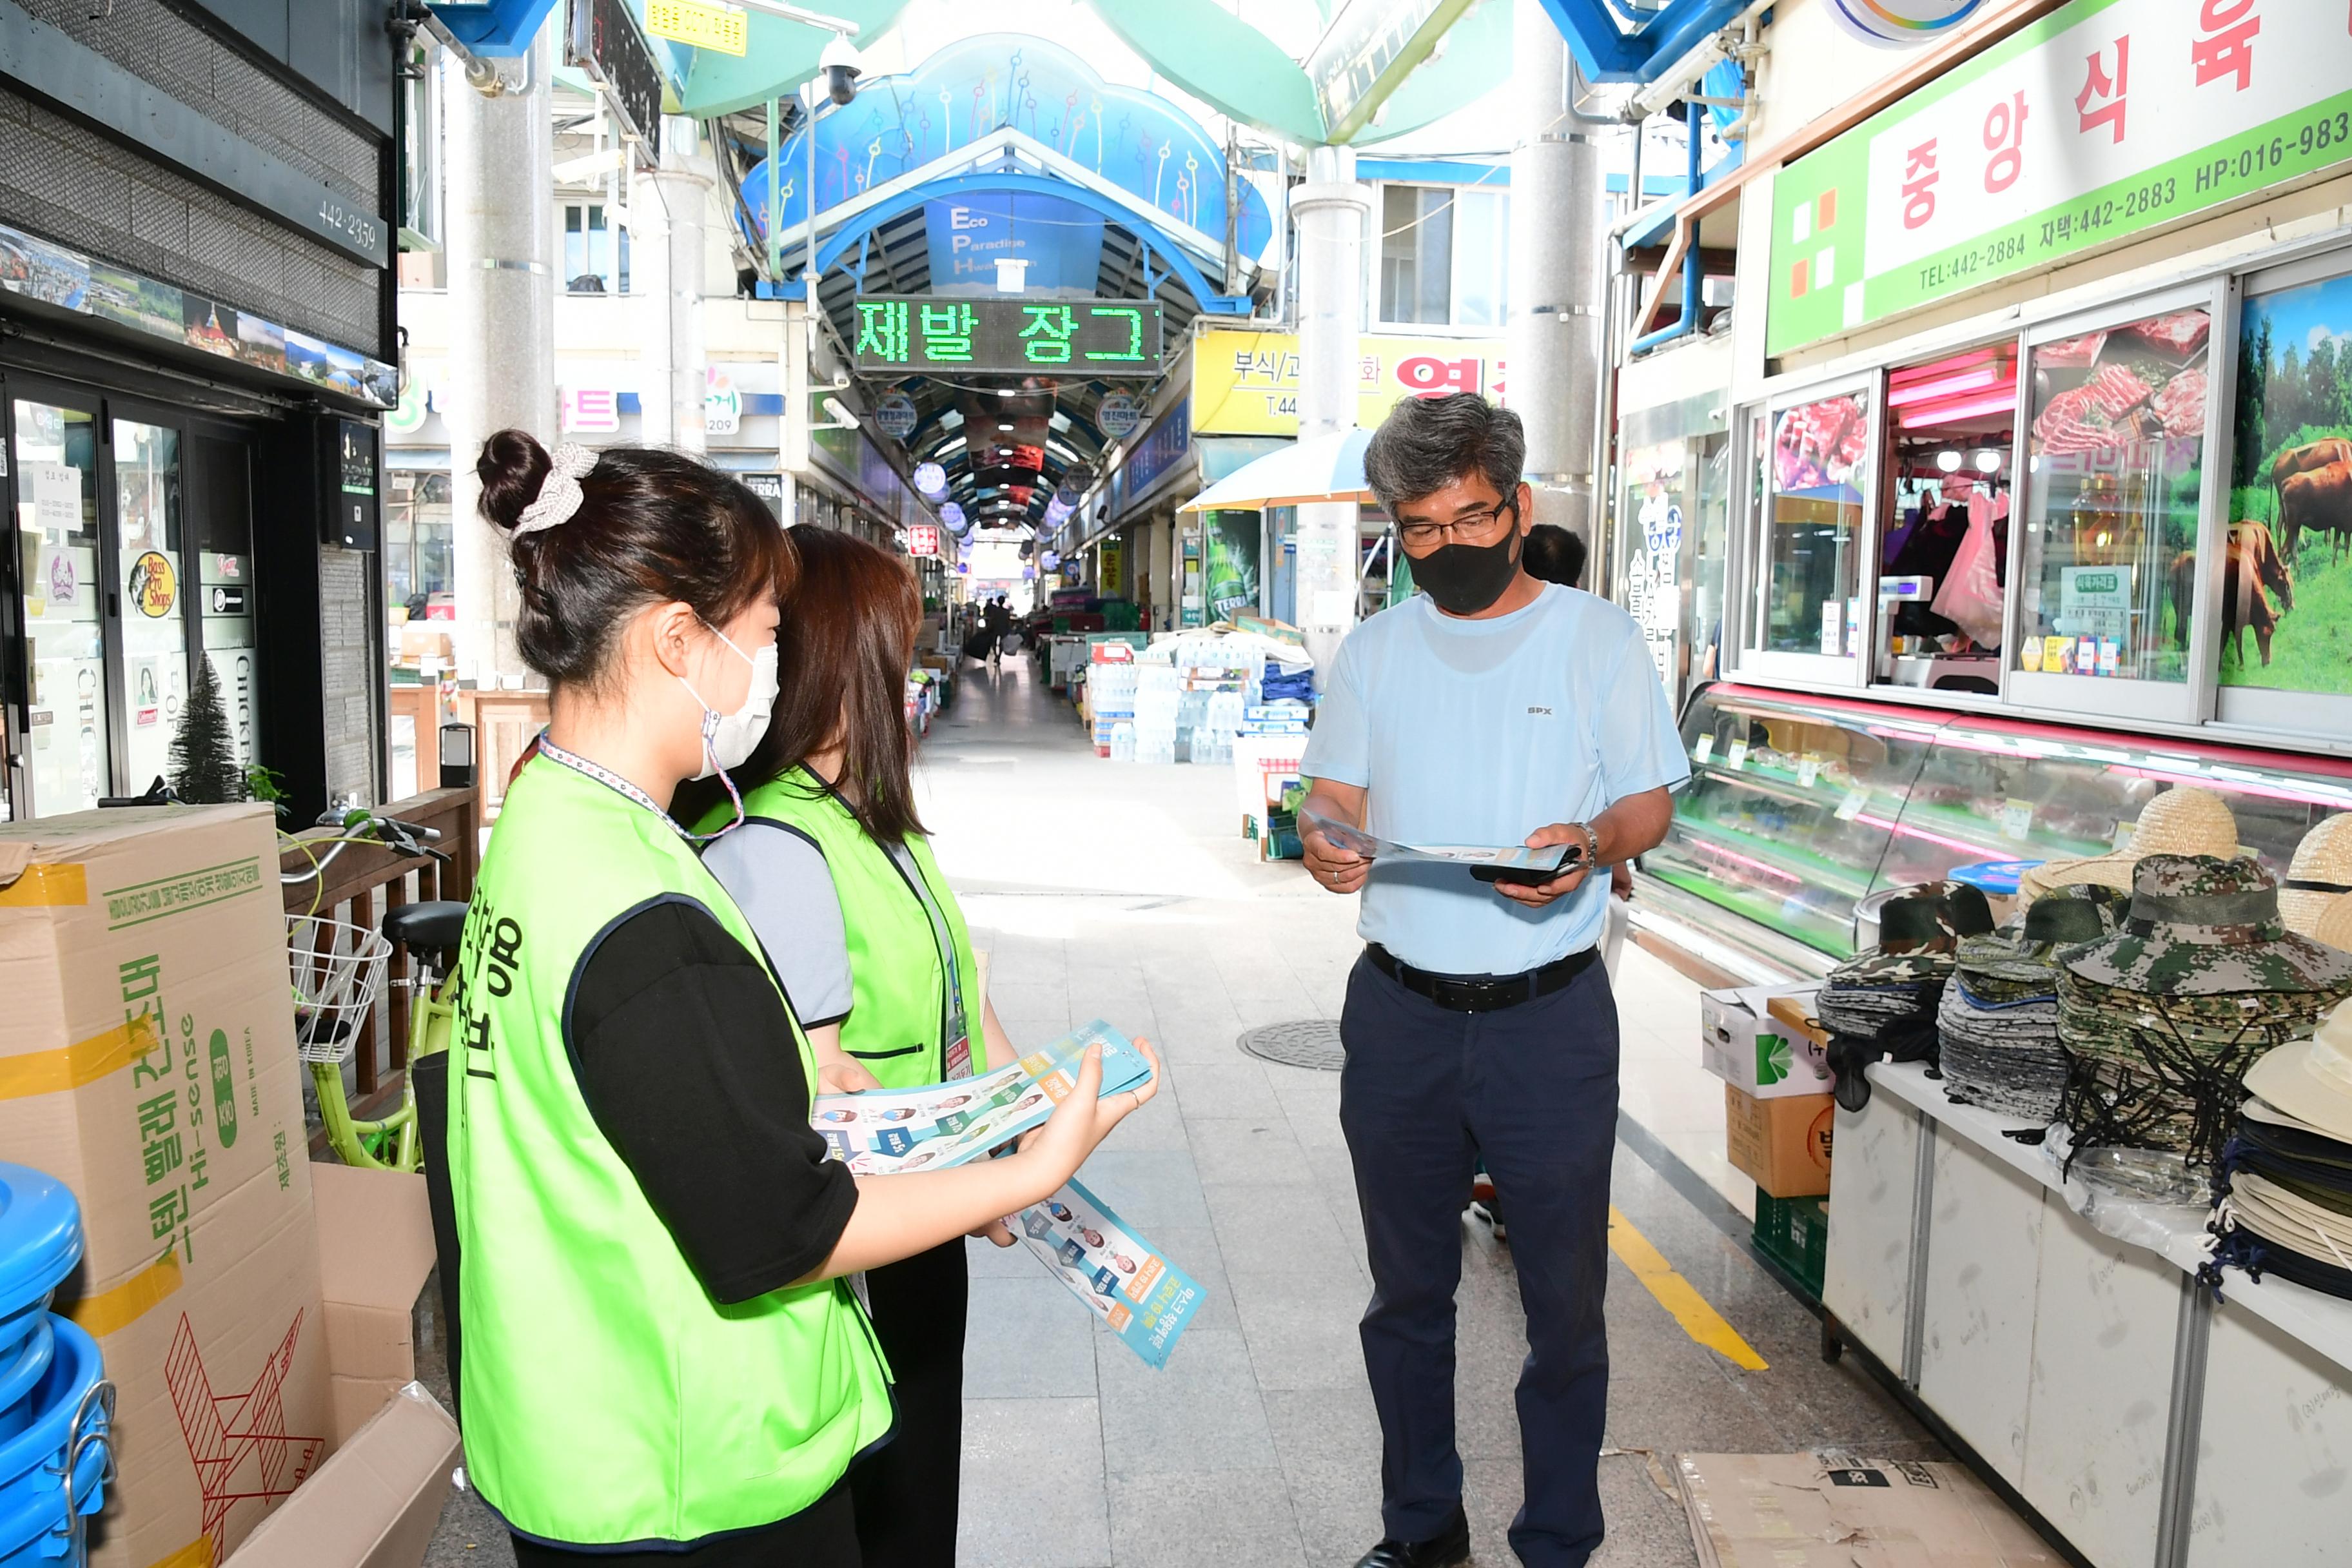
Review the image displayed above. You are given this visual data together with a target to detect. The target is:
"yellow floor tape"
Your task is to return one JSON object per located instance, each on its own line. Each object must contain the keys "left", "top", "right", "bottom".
{"left": 1606, "top": 1205, "right": 1769, "bottom": 1371}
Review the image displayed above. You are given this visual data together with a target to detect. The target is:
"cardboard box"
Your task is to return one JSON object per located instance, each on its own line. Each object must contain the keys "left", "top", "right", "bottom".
{"left": 0, "top": 803, "right": 331, "bottom": 1568}
{"left": 1678, "top": 1451, "right": 2061, "bottom": 1566}
{"left": 218, "top": 1384, "right": 460, "bottom": 1568}
{"left": 1699, "top": 983, "right": 1831, "bottom": 1099}
{"left": 395, "top": 625, "right": 452, "bottom": 664}
{"left": 1725, "top": 1084, "right": 1834, "bottom": 1198}
{"left": 313, "top": 1164, "right": 436, "bottom": 1446}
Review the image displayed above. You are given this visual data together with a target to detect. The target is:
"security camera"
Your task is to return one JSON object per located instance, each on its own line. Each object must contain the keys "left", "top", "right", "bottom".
{"left": 829, "top": 369, "right": 851, "bottom": 389}
{"left": 820, "top": 34, "right": 861, "bottom": 106}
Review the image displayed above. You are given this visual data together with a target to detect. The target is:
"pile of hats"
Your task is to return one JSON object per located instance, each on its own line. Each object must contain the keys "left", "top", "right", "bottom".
{"left": 2057, "top": 852, "right": 2352, "bottom": 1175}
{"left": 2211, "top": 1005, "right": 2352, "bottom": 1300}
{"left": 1819, "top": 884, "right": 1992, "bottom": 1112}
{"left": 1937, "top": 885, "right": 2123, "bottom": 1121}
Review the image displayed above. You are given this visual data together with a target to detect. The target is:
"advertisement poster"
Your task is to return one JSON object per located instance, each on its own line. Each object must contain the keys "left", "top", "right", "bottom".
{"left": 2225, "top": 268, "right": 2352, "bottom": 692}
{"left": 1202, "top": 509, "right": 1260, "bottom": 623}
{"left": 1620, "top": 440, "right": 1686, "bottom": 694}
{"left": 1019, "top": 1179, "right": 1206, "bottom": 1369}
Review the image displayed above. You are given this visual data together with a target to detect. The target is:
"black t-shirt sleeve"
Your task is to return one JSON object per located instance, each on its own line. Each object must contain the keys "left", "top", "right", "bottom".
{"left": 563, "top": 897, "right": 858, "bottom": 1304}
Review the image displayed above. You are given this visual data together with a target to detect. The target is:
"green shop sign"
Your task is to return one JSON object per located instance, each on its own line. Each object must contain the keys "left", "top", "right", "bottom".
{"left": 1767, "top": 0, "right": 2352, "bottom": 358}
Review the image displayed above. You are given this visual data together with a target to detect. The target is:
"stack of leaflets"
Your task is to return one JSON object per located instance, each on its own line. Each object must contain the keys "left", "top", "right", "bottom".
{"left": 1300, "top": 807, "right": 1570, "bottom": 877}
{"left": 1017, "top": 1179, "right": 1206, "bottom": 1368}
{"left": 810, "top": 1020, "right": 1154, "bottom": 1175}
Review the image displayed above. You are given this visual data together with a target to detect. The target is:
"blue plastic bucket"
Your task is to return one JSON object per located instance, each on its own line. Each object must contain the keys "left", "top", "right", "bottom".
{"left": 0, "top": 1322, "right": 54, "bottom": 1445}
{"left": 1947, "top": 859, "right": 2043, "bottom": 897}
{"left": 0, "top": 1317, "right": 112, "bottom": 1567}
{"left": 0, "top": 1167, "right": 81, "bottom": 1375}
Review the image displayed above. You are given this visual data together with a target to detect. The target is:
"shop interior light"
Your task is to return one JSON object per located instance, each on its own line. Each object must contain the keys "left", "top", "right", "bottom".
{"left": 1936, "top": 449, "right": 1963, "bottom": 473}
{"left": 997, "top": 421, "right": 1015, "bottom": 431}
{"left": 1974, "top": 449, "right": 2003, "bottom": 473}
{"left": 1899, "top": 386, "right": 2019, "bottom": 429}
{"left": 1886, "top": 364, "right": 2006, "bottom": 407}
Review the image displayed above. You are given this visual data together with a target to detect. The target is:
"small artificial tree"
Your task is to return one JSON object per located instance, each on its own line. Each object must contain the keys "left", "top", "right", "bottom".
{"left": 169, "top": 657, "right": 244, "bottom": 803}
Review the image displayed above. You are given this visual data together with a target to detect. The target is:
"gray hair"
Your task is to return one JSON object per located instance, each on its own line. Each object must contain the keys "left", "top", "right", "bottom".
{"left": 1362, "top": 394, "right": 1525, "bottom": 514}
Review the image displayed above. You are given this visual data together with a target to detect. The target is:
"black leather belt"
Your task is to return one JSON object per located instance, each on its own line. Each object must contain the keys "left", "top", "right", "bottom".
{"left": 1365, "top": 943, "right": 1598, "bottom": 1013}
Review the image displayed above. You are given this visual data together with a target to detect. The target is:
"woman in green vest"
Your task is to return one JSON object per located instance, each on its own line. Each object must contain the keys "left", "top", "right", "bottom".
{"left": 691, "top": 528, "right": 1005, "bottom": 1567}
{"left": 447, "top": 433, "right": 1157, "bottom": 1568}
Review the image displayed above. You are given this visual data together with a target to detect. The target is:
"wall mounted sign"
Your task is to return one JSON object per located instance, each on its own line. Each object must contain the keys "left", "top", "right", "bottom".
{"left": 643, "top": 0, "right": 746, "bottom": 55}
{"left": 852, "top": 296, "right": 1163, "bottom": 377}
{"left": 1768, "top": 0, "right": 2352, "bottom": 357}
{"left": 1191, "top": 329, "right": 1505, "bottom": 436}
{"left": 567, "top": 0, "right": 663, "bottom": 161}
{"left": 1824, "top": 0, "right": 1984, "bottom": 48}
{"left": 1306, "top": 0, "right": 1477, "bottom": 144}
{"left": 907, "top": 524, "right": 941, "bottom": 557}
{"left": 875, "top": 393, "right": 919, "bottom": 440}
{"left": 1097, "top": 391, "right": 1141, "bottom": 437}
{"left": 704, "top": 367, "right": 741, "bottom": 435}
{"left": 925, "top": 193, "right": 1106, "bottom": 297}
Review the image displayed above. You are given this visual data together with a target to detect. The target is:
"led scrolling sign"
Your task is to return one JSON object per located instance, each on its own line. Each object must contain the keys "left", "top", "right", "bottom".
{"left": 852, "top": 296, "right": 1164, "bottom": 377}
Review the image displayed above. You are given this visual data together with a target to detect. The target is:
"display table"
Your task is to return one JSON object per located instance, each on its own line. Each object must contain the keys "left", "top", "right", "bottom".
{"left": 1825, "top": 1062, "right": 2352, "bottom": 1568}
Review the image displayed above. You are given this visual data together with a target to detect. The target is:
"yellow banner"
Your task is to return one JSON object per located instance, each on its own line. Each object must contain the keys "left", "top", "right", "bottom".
{"left": 1191, "top": 329, "right": 1506, "bottom": 437}
{"left": 643, "top": 0, "right": 747, "bottom": 55}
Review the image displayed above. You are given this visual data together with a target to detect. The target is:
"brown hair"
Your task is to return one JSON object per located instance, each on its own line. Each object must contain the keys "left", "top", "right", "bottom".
{"left": 738, "top": 527, "right": 925, "bottom": 842}
{"left": 476, "top": 431, "right": 792, "bottom": 691}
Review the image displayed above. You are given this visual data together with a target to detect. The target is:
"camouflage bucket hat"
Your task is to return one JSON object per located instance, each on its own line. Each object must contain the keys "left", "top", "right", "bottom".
{"left": 1958, "top": 887, "right": 2122, "bottom": 990}
{"left": 1836, "top": 894, "right": 1959, "bottom": 986}
{"left": 2064, "top": 854, "right": 2352, "bottom": 997}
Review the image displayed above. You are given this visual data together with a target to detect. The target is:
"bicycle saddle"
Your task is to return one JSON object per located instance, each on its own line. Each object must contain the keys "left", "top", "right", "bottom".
{"left": 382, "top": 900, "right": 468, "bottom": 956}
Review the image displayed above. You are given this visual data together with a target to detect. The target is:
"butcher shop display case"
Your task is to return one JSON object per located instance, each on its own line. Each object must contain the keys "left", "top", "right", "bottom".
{"left": 1749, "top": 377, "right": 1879, "bottom": 689}
{"left": 1647, "top": 682, "right": 2352, "bottom": 966}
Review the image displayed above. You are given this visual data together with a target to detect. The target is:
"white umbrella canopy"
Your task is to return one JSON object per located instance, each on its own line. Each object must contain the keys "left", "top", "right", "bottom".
{"left": 1178, "top": 428, "right": 1375, "bottom": 513}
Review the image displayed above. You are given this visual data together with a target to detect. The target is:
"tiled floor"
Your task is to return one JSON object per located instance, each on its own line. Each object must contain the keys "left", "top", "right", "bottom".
{"left": 420, "top": 655, "right": 1932, "bottom": 1567}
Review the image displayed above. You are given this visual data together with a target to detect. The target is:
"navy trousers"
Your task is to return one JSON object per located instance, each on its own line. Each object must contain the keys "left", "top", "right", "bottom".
{"left": 1338, "top": 951, "right": 1619, "bottom": 1568}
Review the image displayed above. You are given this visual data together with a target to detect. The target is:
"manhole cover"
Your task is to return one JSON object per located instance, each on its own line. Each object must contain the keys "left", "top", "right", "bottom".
{"left": 1238, "top": 1019, "right": 1346, "bottom": 1071}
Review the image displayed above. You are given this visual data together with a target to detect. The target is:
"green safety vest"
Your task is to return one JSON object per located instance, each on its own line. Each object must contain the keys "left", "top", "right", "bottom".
{"left": 445, "top": 756, "right": 894, "bottom": 1548}
{"left": 714, "top": 767, "right": 986, "bottom": 1086}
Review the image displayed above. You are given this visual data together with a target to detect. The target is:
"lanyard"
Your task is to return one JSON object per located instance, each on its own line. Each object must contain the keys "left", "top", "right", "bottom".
{"left": 896, "top": 841, "right": 971, "bottom": 1079}
{"left": 535, "top": 736, "right": 700, "bottom": 841}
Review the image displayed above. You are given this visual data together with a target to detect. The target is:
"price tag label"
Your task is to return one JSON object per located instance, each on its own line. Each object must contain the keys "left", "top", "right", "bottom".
{"left": 2000, "top": 799, "right": 2034, "bottom": 839}
{"left": 1835, "top": 789, "right": 1869, "bottom": 822}
{"left": 1796, "top": 758, "right": 1819, "bottom": 789}
{"left": 2112, "top": 818, "right": 2135, "bottom": 851}
{"left": 1727, "top": 739, "right": 1749, "bottom": 771}
{"left": 1692, "top": 735, "right": 1714, "bottom": 765}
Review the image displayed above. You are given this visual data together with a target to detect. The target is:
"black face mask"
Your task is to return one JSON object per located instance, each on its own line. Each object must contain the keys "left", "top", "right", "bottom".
{"left": 1411, "top": 524, "right": 1524, "bottom": 616}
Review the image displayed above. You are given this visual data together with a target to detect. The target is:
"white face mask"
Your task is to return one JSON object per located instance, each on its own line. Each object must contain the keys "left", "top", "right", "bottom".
{"left": 680, "top": 623, "right": 779, "bottom": 781}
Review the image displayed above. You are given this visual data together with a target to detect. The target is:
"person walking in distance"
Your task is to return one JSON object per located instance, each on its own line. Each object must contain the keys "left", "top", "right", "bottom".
{"left": 1298, "top": 395, "right": 1689, "bottom": 1568}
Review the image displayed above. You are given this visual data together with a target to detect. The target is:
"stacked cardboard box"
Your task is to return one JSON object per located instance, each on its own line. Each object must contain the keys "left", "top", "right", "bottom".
{"left": 1, "top": 804, "right": 449, "bottom": 1568}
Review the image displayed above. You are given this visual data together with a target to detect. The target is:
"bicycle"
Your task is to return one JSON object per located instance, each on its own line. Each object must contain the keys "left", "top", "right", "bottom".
{"left": 280, "top": 808, "right": 468, "bottom": 1171}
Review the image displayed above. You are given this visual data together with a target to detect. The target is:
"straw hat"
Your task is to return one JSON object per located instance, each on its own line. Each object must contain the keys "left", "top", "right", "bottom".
{"left": 2280, "top": 813, "right": 2352, "bottom": 939}
{"left": 2245, "top": 998, "right": 2352, "bottom": 1142}
{"left": 2021, "top": 786, "right": 2239, "bottom": 900}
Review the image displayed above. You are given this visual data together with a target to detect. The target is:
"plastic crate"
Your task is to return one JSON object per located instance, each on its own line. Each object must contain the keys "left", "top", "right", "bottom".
{"left": 1751, "top": 1188, "right": 1828, "bottom": 1300}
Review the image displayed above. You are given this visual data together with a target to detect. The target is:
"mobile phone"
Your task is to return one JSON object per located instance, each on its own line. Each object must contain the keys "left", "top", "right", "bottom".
{"left": 1471, "top": 843, "right": 1579, "bottom": 886}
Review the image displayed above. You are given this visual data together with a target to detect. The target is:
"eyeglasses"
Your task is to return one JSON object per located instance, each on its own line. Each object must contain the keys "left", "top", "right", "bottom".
{"left": 1397, "top": 500, "right": 1515, "bottom": 551}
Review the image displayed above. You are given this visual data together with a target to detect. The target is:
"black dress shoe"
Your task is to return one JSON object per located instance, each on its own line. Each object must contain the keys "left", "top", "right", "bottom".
{"left": 1352, "top": 1506, "right": 1471, "bottom": 1568}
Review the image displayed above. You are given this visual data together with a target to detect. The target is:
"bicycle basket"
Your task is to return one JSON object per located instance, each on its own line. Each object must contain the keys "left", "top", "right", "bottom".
{"left": 286, "top": 915, "right": 390, "bottom": 1065}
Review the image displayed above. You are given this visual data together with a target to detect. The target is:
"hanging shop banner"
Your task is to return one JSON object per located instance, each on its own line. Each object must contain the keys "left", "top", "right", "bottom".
{"left": 2223, "top": 266, "right": 2352, "bottom": 695}
{"left": 1098, "top": 536, "right": 1126, "bottom": 593}
{"left": 1191, "top": 329, "right": 1505, "bottom": 436}
{"left": 875, "top": 392, "right": 919, "bottom": 440}
{"left": 1767, "top": 0, "right": 2352, "bottom": 357}
{"left": 852, "top": 296, "right": 1162, "bottom": 377}
{"left": 925, "top": 193, "right": 1106, "bottom": 297}
{"left": 1097, "top": 391, "right": 1141, "bottom": 437}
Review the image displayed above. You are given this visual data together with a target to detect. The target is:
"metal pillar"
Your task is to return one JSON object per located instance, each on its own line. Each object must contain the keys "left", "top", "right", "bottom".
{"left": 444, "top": 27, "right": 555, "bottom": 687}
{"left": 640, "top": 115, "right": 710, "bottom": 452}
{"left": 1289, "top": 144, "right": 1369, "bottom": 680}
{"left": 1505, "top": 7, "right": 1609, "bottom": 548}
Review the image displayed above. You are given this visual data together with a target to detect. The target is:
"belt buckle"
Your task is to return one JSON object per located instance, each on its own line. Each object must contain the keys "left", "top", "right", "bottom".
{"left": 1432, "top": 976, "right": 1484, "bottom": 1012}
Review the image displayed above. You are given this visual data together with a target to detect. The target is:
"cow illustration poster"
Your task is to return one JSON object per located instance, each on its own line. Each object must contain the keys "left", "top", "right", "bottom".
{"left": 2228, "top": 271, "right": 2352, "bottom": 692}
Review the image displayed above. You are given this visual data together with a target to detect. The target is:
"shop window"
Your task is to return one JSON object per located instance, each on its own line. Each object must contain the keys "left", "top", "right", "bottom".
{"left": 1618, "top": 430, "right": 1731, "bottom": 711}
{"left": 1876, "top": 343, "right": 2018, "bottom": 693}
{"left": 1755, "top": 386, "right": 1876, "bottom": 678}
{"left": 12, "top": 399, "right": 106, "bottom": 815}
{"left": 2015, "top": 306, "right": 2210, "bottom": 689}
{"left": 563, "top": 202, "right": 630, "bottom": 294}
{"left": 1377, "top": 184, "right": 1508, "bottom": 330}
{"left": 385, "top": 470, "right": 454, "bottom": 618}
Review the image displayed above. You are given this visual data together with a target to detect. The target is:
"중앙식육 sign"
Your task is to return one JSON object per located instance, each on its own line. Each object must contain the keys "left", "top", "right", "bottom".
{"left": 1767, "top": 0, "right": 2352, "bottom": 357}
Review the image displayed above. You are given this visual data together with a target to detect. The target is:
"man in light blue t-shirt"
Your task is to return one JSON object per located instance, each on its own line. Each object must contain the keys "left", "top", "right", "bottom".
{"left": 1300, "top": 394, "right": 1689, "bottom": 1568}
